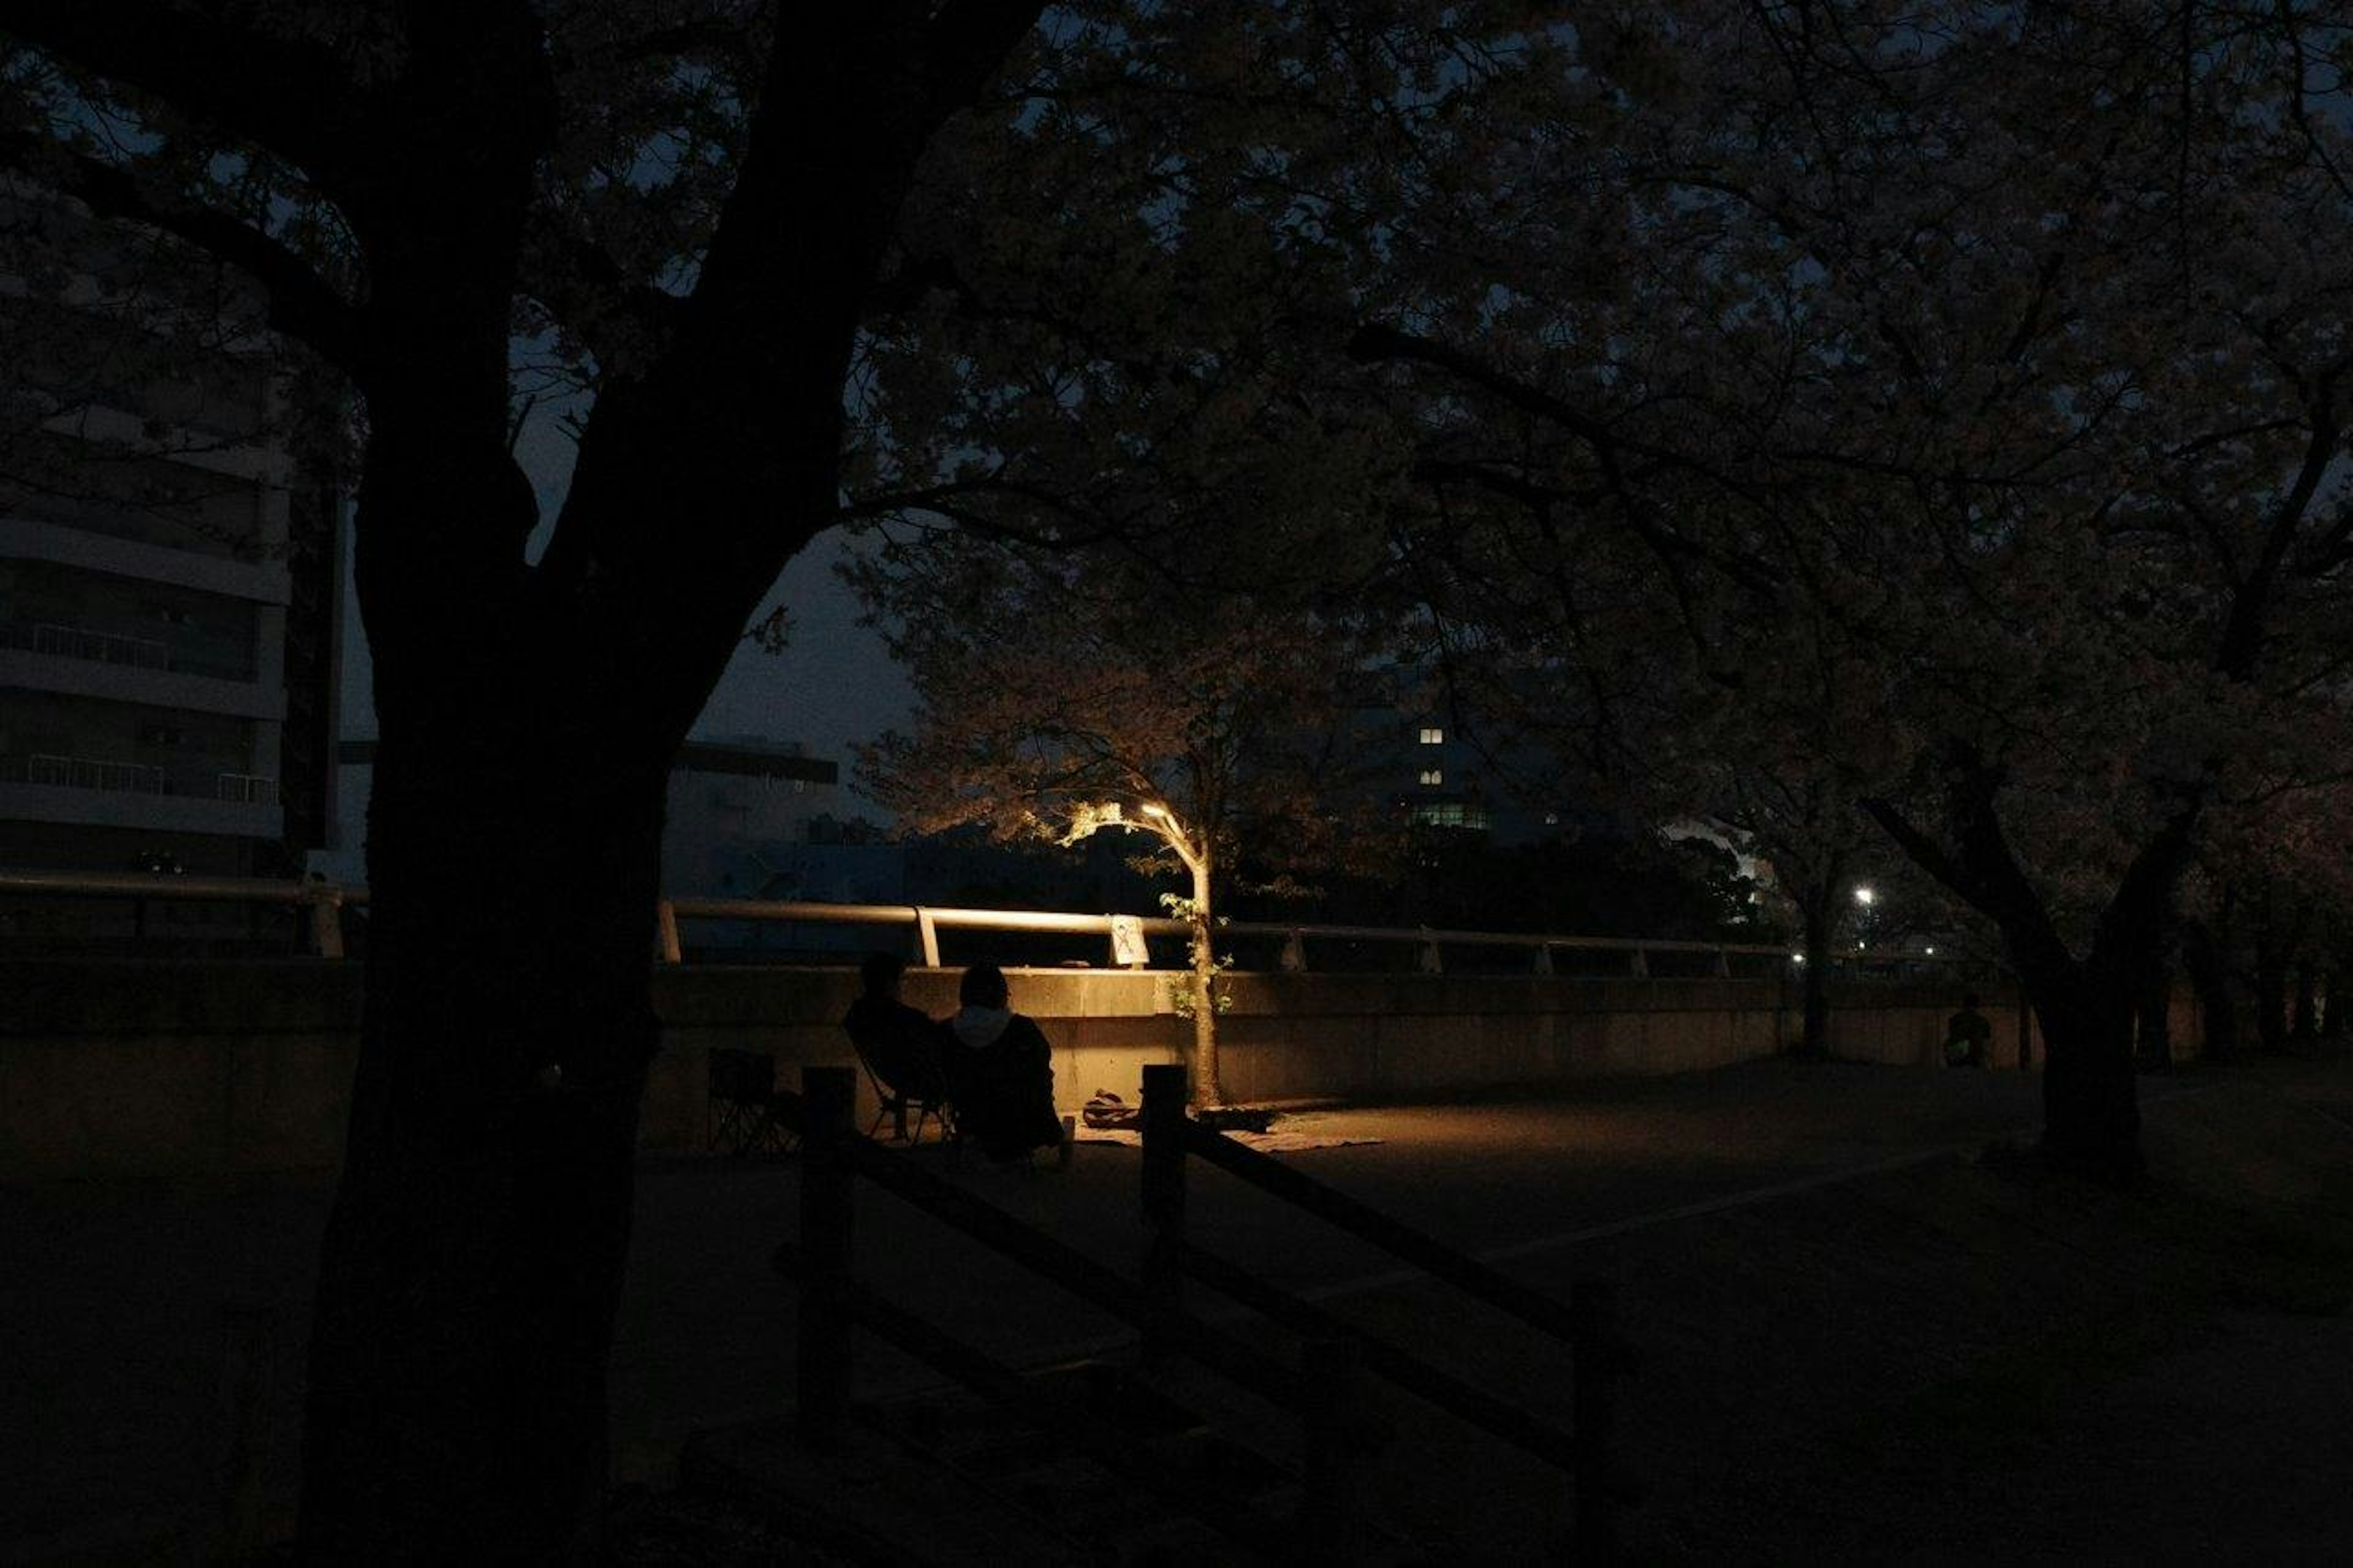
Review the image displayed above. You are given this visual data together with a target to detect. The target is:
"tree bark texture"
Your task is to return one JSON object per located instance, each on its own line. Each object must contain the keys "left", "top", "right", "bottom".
{"left": 2134, "top": 960, "right": 2173, "bottom": 1070}
{"left": 260, "top": 9, "right": 1048, "bottom": 1553}
{"left": 301, "top": 732, "right": 665, "bottom": 1559}
{"left": 1188, "top": 857, "right": 1224, "bottom": 1107}
{"left": 2180, "top": 918, "right": 2237, "bottom": 1060}
{"left": 2294, "top": 961, "right": 2321, "bottom": 1040}
{"left": 2256, "top": 947, "right": 2289, "bottom": 1050}
{"left": 1862, "top": 768, "right": 2184, "bottom": 1182}
{"left": 1797, "top": 895, "right": 1833, "bottom": 1058}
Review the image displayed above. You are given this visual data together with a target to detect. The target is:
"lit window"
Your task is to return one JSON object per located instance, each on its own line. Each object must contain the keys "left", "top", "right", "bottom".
{"left": 1419, "top": 768, "right": 1443, "bottom": 786}
{"left": 1419, "top": 726, "right": 1444, "bottom": 744}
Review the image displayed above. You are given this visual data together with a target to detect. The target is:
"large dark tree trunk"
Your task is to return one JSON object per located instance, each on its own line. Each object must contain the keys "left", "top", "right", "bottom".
{"left": 300, "top": 349, "right": 689, "bottom": 1554}
{"left": 1797, "top": 895, "right": 1833, "bottom": 1058}
{"left": 2022, "top": 957, "right": 2143, "bottom": 1177}
{"left": 301, "top": 722, "right": 669, "bottom": 1558}
{"left": 2255, "top": 942, "right": 2289, "bottom": 1050}
{"left": 2180, "top": 917, "right": 2237, "bottom": 1059}
{"left": 1863, "top": 756, "right": 2190, "bottom": 1184}
{"left": 2134, "top": 950, "right": 2174, "bottom": 1070}
{"left": 2293, "top": 960, "right": 2321, "bottom": 1042}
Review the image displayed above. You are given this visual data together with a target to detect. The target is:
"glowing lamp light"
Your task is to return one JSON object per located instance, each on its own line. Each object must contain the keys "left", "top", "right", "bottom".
{"left": 1790, "top": 953, "right": 1806, "bottom": 965}
{"left": 1925, "top": 945, "right": 1936, "bottom": 956}
{"left": 1854, "top": 886, "right": 1877, "bottom": 906}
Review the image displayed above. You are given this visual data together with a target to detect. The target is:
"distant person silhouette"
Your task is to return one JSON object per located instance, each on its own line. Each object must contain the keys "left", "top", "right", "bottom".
{"left": 941, "top": 962, "right": 1066, "bottom": 1162}
{"left": 841, "top": 952, "right": 944, "bottom": 1119}
{"left": 1945, "top": 993, "right": 1993, "bottom": 1067}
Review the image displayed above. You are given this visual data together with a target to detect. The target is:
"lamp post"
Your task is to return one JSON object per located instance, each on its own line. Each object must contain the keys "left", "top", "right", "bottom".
{"left": 1851, "top": 885, "right": 1881, "bottom": 968}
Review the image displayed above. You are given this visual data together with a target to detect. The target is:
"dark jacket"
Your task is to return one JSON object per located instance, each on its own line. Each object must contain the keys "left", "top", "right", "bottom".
{"left": 843, "top": 994, "right": 944, "bottom": 1099}
{"left": 940, "top": 1005, "right": 1063, "bottom": 1157}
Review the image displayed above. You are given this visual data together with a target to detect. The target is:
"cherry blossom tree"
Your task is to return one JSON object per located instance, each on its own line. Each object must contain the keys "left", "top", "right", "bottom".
{"left": 1348, "top": 1, "right": 2353, "bottom": 1176}
{"left": 2, "top": 3, "right": 1530, "bottom": 1543}
{"left": 2, "top": 4, "right": 1059, "bottom": 1550}
{"left": 854, "top": 522, "right": 1393, "bottom": 1107}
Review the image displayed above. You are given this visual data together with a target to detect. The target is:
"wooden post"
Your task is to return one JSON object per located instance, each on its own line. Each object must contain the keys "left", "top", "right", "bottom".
{"left": 1140, "top": 1064, "right": 1188, "bottom": 1363}
{"left": 1297, "top": 1334, "right": 1363, "bottom": 1562}
{"left": 1571, "top": 1278, "right": 1620, "bottom": 1562}
{"left": 654, "top": 900, "right": 682, "bottom": 963}
{"left": 915, "top": 906, "right": 941, "bottom": 968}
{"left": 797, "top": 1066, "right": 857, "bottom": 1449}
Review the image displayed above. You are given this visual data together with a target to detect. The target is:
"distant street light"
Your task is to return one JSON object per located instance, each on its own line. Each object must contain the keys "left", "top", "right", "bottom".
{"left": 1853, "top": 886, "right": 1876, "bottom": 906}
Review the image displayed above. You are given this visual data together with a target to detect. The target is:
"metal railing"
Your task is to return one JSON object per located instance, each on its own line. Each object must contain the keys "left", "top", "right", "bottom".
{"left": 0, "top": 866, "right": 352, "bottom": 954}
{"left": 25, "top": 754, "right": 168, "bottom": 794}
{"left": 1, "top": 865, "right": 1969, "bottom": 979}
{"left": 7, "top": 621, "right": 170, "bottom": 668}
{"left": 213, "top": 772, "right": 279, "bottom": 805}
{"left": 8, "top": 759, "right": 280, "bottom": 807}
{"left": 656, "top": 893, "right": 1809, "bottom": 976}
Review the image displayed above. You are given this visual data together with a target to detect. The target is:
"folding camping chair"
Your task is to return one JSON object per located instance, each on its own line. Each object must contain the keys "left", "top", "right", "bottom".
{"left": 706, "top": 1047, "right": 799, "bottom": 1156}
{"left": 848, "top": 1027, "right": 957, "bottom": 1146}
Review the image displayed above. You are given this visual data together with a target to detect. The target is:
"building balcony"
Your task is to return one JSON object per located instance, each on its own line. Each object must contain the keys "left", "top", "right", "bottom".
{"left": 2, "top": 619, "right": 260, "bottom": 681}
{"left": 0, "top": 631, "right": 281, "bottom": 720}
{"left": 0, "top": 517, "right": 289, "bottom": 604}
{"left": 0, "top": 753, "right": 283, "bottom": 839}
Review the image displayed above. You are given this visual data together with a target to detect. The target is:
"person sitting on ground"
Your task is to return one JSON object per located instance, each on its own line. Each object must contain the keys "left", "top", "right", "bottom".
{"left": 841, "top": 952, "right": 947, "bottom": 1126}
{"left": 940, "top": 961, "right": 1066, "bottom": 1162}
{"left": 1945, "top": 992, "right": 1993, "bottom": 1068}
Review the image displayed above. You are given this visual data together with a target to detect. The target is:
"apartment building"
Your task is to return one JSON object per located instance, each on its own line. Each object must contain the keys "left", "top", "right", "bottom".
{"left": 0, "top": 196, "right": 339, "bottom": 877}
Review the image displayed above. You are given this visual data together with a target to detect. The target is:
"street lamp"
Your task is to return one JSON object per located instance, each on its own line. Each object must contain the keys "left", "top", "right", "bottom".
{"left": 1853, "top": 886, "right": 1876, "bottom": 906}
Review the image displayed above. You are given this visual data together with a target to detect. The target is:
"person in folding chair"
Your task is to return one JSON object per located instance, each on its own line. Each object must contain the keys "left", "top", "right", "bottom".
{"left": 940, "top": 962, "right": 1068, "bottom": 1165}
{"left": 842, "top": 952, "right": 955, "bottom": 1143}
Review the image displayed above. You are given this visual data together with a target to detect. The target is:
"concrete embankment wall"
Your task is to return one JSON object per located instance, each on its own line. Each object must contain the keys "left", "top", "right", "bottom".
{"left": 2, "top": 960, "right": 2159, "bottom": 1181}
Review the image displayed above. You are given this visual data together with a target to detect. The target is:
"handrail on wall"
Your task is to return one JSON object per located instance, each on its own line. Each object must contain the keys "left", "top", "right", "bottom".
{"left": 1, "top": 863, "right": 1966, "bottom": 979}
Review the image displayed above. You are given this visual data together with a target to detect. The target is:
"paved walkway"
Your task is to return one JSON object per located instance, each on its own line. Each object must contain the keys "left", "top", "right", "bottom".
{"left": 3, "top": 1058, "right": 2063, "bottom": 1556}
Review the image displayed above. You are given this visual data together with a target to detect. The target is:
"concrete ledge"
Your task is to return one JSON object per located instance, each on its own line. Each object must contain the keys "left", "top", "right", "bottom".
{"left": 1, "top": 959, "right": 2156, "bottom": 1182}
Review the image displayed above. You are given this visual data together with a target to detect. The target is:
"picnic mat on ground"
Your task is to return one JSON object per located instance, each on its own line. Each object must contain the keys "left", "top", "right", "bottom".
{"left": 1074, "top": 1127, "right": 1381, "bottom": 1153}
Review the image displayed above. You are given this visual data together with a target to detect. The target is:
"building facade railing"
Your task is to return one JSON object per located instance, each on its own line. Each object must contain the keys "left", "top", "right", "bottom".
{"left": 2, "top": 618, "right": 263, "bottom": 683}
{"left": 213, "top": 772, "right": 279, "bottom": 805}
{"left": 23, "top": 753, "right": 169, "bottom": 794}
{"left": 7, "top": 620, "right": 171, "bottom": 669}
{"left": 6, "top": 757, "right": 279, "bottom": 805}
